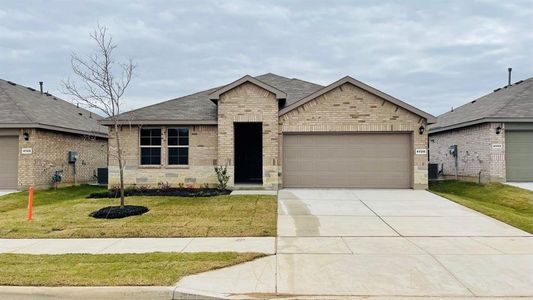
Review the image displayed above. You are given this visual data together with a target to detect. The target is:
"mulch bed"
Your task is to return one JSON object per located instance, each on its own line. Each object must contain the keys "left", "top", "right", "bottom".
{"left": 89, "top": 205, "right": 149, "bottom": 219}
{"left": 87, "top": 188, "right": 231, "bottom": 199}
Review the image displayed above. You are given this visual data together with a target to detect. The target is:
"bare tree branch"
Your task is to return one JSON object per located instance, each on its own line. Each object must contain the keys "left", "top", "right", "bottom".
{"left": 61, "top": 24, "right": 136, "bottom": 207}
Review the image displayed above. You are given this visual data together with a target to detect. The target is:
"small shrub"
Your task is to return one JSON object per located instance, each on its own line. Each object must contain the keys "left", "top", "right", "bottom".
{"left": 178, "top": 182, "right": 185, "bottom": 189}
{"left": 137, "top": 185, "right": 149, "bottom": 194}
{"left": 214, "top": 165, "right": 230, "bottom": 190}
{"left": 157, "top": 181, "right": 172, "bottom": 192}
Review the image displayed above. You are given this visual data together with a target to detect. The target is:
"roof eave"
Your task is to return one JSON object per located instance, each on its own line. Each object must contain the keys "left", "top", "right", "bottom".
{"left": 99, "top": 120, "right": 218, "bottom": 126}
{"left": 0, "top": 123, "right": 108, "bottom": 138}
{"left": 428, "top": 117, "right": 533, "bottom": 134}
{"left": 278, "top": 76, "right": 437, "bottom": 123}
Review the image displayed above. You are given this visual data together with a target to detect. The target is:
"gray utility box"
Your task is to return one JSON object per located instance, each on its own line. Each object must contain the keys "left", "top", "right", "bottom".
{"left": 68, "top": 151, "right": 78, "bottom": 164}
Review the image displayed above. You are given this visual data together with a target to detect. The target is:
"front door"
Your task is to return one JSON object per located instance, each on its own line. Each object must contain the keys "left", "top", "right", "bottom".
{"left": 234, "top": 122, "right": 263, "bottom": 184}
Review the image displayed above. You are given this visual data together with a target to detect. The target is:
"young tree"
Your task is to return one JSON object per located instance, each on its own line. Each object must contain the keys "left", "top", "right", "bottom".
{"left": 62, "top": 25, "right": 135, "bottom": 207}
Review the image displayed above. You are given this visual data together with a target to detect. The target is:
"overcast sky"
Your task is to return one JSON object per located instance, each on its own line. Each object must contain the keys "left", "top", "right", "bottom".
{"left": 1, "top": 0, "right": 532, "bottom": 116}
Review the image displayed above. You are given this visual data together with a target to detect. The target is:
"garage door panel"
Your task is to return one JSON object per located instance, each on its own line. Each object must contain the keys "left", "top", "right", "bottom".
{"left": 283, "top": 133, "right": 411, "bottom": 188}
{"left": 506, "top": 131, "right": 533, "bottom": 182}
{"left": 0, "top": 136, "right": 19, "bottom": 189}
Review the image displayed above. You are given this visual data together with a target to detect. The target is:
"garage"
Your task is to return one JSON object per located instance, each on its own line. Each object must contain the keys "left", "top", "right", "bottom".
{"left": 283, "top": 133, "right": 411, "bottom": 188}
{"left": 506, "top": 130, "right": 533, "bottom": 181}
{"left": 0, "top": 136, "right": 19, "bottom": 189}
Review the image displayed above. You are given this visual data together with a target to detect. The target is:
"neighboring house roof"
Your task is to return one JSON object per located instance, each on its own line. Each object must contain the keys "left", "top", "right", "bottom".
{"left": 429, "top": 77, "right": 533, "bottom": 134}
{"left": 104, "top": 73, "right": 434, "bottom": 125}
{"left": 0, "top": 79, "right": 108, "bottom": 137}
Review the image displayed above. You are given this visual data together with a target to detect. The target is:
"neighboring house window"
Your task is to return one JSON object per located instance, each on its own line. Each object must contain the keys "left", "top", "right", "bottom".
{"left": 140, "top": 128, "right": 161, "bottom": 165}
{"left": 168, "top": 128, "right": 189, "bottom": 165}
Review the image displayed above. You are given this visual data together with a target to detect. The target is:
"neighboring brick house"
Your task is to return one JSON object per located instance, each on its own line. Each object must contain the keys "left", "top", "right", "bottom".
{"left": 0, "top": 79, "right": 108, "bottom": 190}
{"left": 102, "top": 73, "right": 435, "bottom": 190}
{"left": 429, "top": 77, "right": 533, "bottom": 183}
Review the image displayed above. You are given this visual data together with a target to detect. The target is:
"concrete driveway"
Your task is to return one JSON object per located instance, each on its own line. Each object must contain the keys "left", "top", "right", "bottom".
{"left": 176, "top": 189, "right": 533, "bottom": 299}
{"left": 0, "top": 189, "right": 17, "bottom": 196}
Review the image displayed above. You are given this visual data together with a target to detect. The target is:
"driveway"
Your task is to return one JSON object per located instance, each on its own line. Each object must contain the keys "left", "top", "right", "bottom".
{"left": 176, "top": 189, "right": 533, "bottom": 299}
{"left": 0, "top": 189, "right": 17, "bottom": 196}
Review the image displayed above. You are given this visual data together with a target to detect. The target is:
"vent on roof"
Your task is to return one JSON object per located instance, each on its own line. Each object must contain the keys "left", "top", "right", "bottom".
{"left": 44, "top": 92, "right": 51, "bottom": 96}
{"left": 27, "top": 87, "right": 36, "bottom": 91}
{"left": 514, "top": 80, "right": 524, "bottom": 85}
{"left": 7, "top": 81, "right": 16, "bottom": 86}
{"left": 471, "top": 100, "right": 476, "bottom": 103}
{"left": 78, "top": 112, "right": 83, "bottom": 116}
{"left": 493, "top": 87, "right": 502, "bottom": 92}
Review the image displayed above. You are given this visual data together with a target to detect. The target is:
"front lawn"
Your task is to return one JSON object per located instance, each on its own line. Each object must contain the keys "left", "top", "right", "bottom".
{"left": 0, "top": 185, "right": 277, "bottom": 238}
{"left": 429, "top": 180, "right": 533, "bottom": 233}
{"left": 0, "top": 252, "right": 263, "bottom": 286}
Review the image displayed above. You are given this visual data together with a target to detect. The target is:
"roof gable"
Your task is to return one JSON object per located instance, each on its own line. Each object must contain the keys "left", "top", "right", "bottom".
{"left": 279, "top": 76, "right": 436, "bottom": 123}
{"left": 208, "top": 75, "right": 287, "bottom": 101}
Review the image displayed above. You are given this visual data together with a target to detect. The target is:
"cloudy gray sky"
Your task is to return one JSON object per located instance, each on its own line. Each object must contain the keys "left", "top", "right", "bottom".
{"left": 1, "top": 0, "right": 532, "bottom": 116}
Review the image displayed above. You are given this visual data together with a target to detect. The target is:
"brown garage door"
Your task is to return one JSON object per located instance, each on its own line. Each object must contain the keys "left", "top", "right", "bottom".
{"left": 283, "top": 133, "right": 411, "bottom": 188}
{"left": 0, "top": 136, "right": 19, "bottom": 189}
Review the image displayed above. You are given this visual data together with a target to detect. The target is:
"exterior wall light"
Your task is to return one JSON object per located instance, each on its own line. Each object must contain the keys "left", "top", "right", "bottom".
{"left": 495, "top": 126, "right": 502, "bottom": 135}
{"left": 23, "top": 132, "right": 30, "bottom": 141}
{"left": 418, "top": 126, "right": 425, "bottom": 135}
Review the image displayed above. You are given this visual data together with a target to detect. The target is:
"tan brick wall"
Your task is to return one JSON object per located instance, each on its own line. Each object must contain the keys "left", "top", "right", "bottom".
{"left": 279, "top": 82, "right": 429, "bottom": 189}
{"left": 108, "top": 125, "right": 218, "bottom": 188}
{"left": 217, "top": 82, "right": 279, "bottom": 189}
{"left": 17, "top": 128, "right": 108, "bottom": 190}
{"left": 429, "top": 123, "right": 505, "bottom": 182}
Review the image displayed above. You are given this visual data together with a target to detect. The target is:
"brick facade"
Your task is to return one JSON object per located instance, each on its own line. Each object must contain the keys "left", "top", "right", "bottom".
{"left": 17, "top": 128, "right": 108, "bottom": 189}
{"left": 109, "top": 81, "right": 431, "bottom": 190}
{"left": 280, "top": 82, "right": 429, "bottom": 189}
{"left": 108, "top": 125, "right": 218, "bottom": 188}
{"left": 217, "top": 82, "right": 279, "bottom": 189}
{"left": 429, "top": 123, "right": 506, "bottom": 183}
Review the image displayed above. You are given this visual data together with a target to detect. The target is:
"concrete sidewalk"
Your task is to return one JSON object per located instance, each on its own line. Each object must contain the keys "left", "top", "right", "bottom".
{"left": 0, "top": 237, "right": 275, "bottom": 254}
{"left": 505, "top": 182, "right": 533, "bottom": 191}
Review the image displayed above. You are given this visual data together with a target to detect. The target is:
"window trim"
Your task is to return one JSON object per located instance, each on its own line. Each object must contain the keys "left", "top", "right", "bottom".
{"left": 139, "top": 127, "right": 162, "bottom": 166}
{"left": 167, "top": 127, "right": 189, "bottom": 166}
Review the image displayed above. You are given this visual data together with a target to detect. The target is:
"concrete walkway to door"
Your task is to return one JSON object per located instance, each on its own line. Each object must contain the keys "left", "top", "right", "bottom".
{"left": 175, "top": 188, "right": 533, "bottom": 299}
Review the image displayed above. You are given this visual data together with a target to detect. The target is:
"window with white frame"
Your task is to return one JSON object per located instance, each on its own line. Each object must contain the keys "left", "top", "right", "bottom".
{"left": 140, "top": 128, "right": 161, "bottom": 165}
{"left": 168, "top": 128, "right": 189, "bottom": 165}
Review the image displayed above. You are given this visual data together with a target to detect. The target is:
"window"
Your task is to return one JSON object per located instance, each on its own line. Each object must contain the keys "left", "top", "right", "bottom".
{"left": 140, "top": 128, "right": 161, "bottom": 165}
{"left": 168, "top": 128, "right": 189, "bottom": 165}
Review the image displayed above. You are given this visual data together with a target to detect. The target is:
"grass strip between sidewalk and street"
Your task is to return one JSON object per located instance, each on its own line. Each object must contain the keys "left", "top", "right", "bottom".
{"left": 0, "top": 252, "right": 264, "bottom": 286}
{"left": 429, "top": 180, "right": 533, "bottom": 234}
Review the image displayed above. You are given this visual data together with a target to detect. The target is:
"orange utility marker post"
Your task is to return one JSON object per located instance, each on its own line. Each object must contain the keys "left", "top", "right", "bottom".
{"left": 27, "top": 186, "right": 33, "bottom": 221}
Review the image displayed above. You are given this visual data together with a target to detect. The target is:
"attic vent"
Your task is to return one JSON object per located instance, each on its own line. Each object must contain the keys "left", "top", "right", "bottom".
{"left": 7, "top": 81, "right": 16, "bottom": 86}
{"left": 27, "top": 87, "right": 36, "bottom": 91}
{"left": 515, "top": 80, "right": 524, "bottom": 85}
{"left": 493, "top": 88, "right": 501, "bottom": 92}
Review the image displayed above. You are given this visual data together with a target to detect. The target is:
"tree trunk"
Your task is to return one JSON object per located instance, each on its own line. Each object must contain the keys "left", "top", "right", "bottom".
{"left": 114, "top": 123, "right": 125, "bottom": 207}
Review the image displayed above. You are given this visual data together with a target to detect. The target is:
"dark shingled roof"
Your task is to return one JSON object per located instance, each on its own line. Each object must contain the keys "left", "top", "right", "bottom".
{"left": 106, "top": 73, "right": 434, "bottom": 125}
{"left": 0, "top": 79, "right": 108, "bottom": 137}
{"left": 108, "top": 73, "right": 323, "bottom": 124}
{"left": 429, "top": 77, "right": 533, "bottom": 133}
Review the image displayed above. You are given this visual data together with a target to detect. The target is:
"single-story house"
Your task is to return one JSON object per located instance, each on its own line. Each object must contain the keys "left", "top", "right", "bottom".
{"left": 101, "top": 73, "right": 435, "bottom": 190}
{"left": 0, "top": 79, "right": 108, "bottom": 190}
{"left": 429, "top": 77, "right": 533, "bottom": 183}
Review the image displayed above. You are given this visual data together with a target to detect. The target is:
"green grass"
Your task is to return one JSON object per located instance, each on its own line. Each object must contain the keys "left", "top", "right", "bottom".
{"left": 0, "top": 185, "right": 277, "bottom": 238}
{"left": 0, "top": 252, "right": 264, "bottom": 286}
{"left": 429, "top": 180, "right": 533, "bottom": 233}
